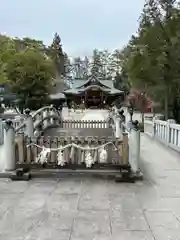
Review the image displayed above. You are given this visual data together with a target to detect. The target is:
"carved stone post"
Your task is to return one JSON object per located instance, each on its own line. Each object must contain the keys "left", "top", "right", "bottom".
{"left": 167, "top": 119, "right": 176, "bottom": 145}
{"left": 58, "top": 105, "right": 63, "bottom": 126}
{"left": 24, "top": 108, "right": 34, "bottom": 138}
{"left": 42, "top": 107, "right": 49, "bottom": 128}
{"left": 115, "top": 111, "right": 121, "bottom": 138}
{"left": 50, "top": 105, "right": 54, "bottom": 125}
{"left": 128, "top": 120, "right": 142, "bottom": 178}
{"left": 119, "top": 109, "right": 125, "bottom": 132}
{"left": 4, "top": 119, "right": 15, "bottom": 171}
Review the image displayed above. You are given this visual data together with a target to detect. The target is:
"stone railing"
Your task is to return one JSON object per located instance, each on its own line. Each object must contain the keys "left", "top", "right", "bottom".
{"left": 14, "top": 106, "right": 61, "bottom": 136}
{"left": 1, "top": 106, "right": 60, "bottom": 138}
{"left": 110, "top": 107, "right": 142, "bottom": 178}
{"left": 144, "top": 119, "right": 180, "bottom": 152}
{"left": 0, "top": 119, "right": 4, "bottom": 145}
{"left": 62, "top": 120, "right": 109, "bottom": 129}
{"left": 0, "top": 119, "right": 137, "bottom": 182}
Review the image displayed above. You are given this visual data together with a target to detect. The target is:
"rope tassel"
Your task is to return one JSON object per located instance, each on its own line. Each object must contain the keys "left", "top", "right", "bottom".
{"left": 85, "top": 151, "right": 94, "bottom": 168}
{"left": 99, "top": 147, "right": 108, "bottom": 163}
{"left": 27, "top": 141, "right": 116, "bottom": 167}
{"left": 35, "top": 147, "right": 50, "bottom": 164}
{"left": 57, "top": 146, "right": 66, "bottom": 166}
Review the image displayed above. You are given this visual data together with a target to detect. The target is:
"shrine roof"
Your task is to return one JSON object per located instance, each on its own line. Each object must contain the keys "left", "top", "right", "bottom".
{"left": 64, "top": 85, "right": 123, "bottom": 95}
{"left": 71, "top": 79, "right": 114, "bottom": 89}
{"left": 63, "top": 76, "right": 123, "bottom": 95}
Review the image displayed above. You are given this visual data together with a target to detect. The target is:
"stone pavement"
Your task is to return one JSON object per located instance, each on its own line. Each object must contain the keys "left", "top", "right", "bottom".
{"left": 0, "top": 134, "right": 180, "bottom": 239}
{"left": 62, "top": 108, "right": 109, "bottom": 121}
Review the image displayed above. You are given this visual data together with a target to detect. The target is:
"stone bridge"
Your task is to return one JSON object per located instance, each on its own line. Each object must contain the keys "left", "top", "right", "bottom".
{"left": 0, "top": 108, "right": 180, "bottom": 239}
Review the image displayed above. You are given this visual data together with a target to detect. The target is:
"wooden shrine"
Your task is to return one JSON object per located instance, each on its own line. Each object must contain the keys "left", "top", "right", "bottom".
{"left": 63, "top": 76, "right": 124, "bottom": 109}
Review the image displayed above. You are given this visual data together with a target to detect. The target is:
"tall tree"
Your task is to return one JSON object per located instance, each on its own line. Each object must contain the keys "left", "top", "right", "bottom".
{"left": 72, "top": 57, "right": 83, "bottom": 79}
{"left": 64, "top": 52, "right": 72, "bottom": 80}
{"left": 141, "top": 0, "right": 180, "bottom": 119}
{"left": 48, "top": 33, "right": 64, "bottom": 77}
{"left": 6, "top": 49, "right": 55, "bottom": 111}
{"left": 90, "top": 49, "right": 102, "bottom": 77}
{"left": 71, "top": 56, "right": 90, "bottom": 80}
{"left": 81, "top": 56, "right": 90, "bottom": 79}
{"left": 124, "top": 0, "right": 180, "bottom": 121}
{"left": 113, "top": 70, "right": 130, "bottom": 94}
{"left": 108, "top": 50, "right": 122, "bottom": 75}
{"left": 0, "top": 35, "right": 16, "bottom": 83}
{"left": 98, "top": 50, "right": 111, "bottom": 79}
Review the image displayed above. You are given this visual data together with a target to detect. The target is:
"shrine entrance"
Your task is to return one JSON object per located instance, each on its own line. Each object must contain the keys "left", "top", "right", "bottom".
{"left": 84, "top": 88, "right": 107, "bottom": 108}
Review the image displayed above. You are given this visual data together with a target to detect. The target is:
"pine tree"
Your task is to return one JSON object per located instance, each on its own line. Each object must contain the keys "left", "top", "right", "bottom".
{"left": 48, "top": 33, "right": 64, "bottom": 76}
{"left": 90, "top": 49, "right": 102, "bottom": 78}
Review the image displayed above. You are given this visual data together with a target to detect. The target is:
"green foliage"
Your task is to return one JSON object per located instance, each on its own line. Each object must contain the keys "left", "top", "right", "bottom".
{"left": 113, "top": 71, "right": 130, "bottom": 93}
{"left": 6, "top": 49, "right": 55, "bottom": 110}
{"left": 14, "top": 37, "right": 45, "bottom": 52}
{"left": 0, "top": 33, "right": 66, "bottom": 111}
{"left": 0, "top": 35, "right": 16, "bottom": 84}
{"left": 121, "top": 0, "right": 180, "bottom": 121}
{"left": 48, "top": 33, "right": 64, "bottom": 76}
{"left": 90, "top": 49, "right": 103, "bottom": 77}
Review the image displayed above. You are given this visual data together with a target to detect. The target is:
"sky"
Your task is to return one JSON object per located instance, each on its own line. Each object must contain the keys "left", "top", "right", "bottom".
{"left": 0, "top": 0, "right": 145, "bottom": 57}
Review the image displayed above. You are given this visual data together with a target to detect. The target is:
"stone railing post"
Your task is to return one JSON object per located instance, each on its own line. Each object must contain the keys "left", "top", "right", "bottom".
{"left": 152, "top": 117, "right": 156, "bottom": 138}
{"left": 49, "top": 105, "right": 54, "bottom": 126}
{"left": 128, "top": 120, "right": 142, "bottom": 178}
{"left": 4, "top": 119, "right": 15, "bottom": 171}
{"left": 43, "top": 107, "right": 49, "bottom": 128}
{"left": 58, "top": 106, "right": 63, "bottom": 127}
{"left": 0, "top": 119, "right": 4, "bottom": 145}
{"left": 14, "top": 116, "right": 19, "bottom": 129}
{"left": 119, "top": 109, "right": 126, "bottom": 132}
{"left": 24, "top": 108, "right": 34, "bottom": 138}
{"left": 167, "top": 119, "right": 176, "bottom": 145}
{"left": 115, "top": 112, "right": 121, "bottom": 138}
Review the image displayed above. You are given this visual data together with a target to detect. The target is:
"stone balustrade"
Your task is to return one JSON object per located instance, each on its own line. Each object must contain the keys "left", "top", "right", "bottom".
{"left": 0, "top": 106, "right": 61, "bottom": 144}
{"left": 14, "top": 106, "right": 61, "bottom": 136}
{"left": 62, "top": 120, "right": 109, "bottom": 129}
{"left": 110, "top": 107, "right": 142, "bottom": 177}
{"left": 144, "top": 118, "right": 180, "bottom": 152}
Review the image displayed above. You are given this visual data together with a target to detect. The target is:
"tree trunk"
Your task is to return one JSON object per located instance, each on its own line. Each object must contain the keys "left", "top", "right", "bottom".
{"left": 172, "top": 96, "right": 180, "bottom": 123}
{"left": 164, "top": 87, "right": 169, "bottom": 120}
{"left": 141, "top": 111, "right": 144, "bottom": 126}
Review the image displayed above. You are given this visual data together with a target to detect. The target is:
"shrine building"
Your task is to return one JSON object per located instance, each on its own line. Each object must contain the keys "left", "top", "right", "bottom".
{"left": 50, "top": 75, "right": 124, "bottom": 109}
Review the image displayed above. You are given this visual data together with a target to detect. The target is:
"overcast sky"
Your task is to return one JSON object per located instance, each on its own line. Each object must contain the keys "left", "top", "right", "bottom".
{"left": 0, "top": 0, "right": 145, "bottom": 57}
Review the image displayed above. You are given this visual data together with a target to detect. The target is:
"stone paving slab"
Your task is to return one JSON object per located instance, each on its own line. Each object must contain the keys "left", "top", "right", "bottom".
{"left": 0, "top": 177, "right": 179, "bottom": 240}
{"left": 1, "top": 134, "right": 180, "bottom": 239}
